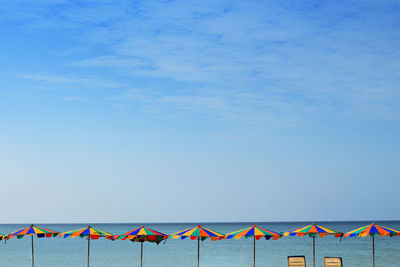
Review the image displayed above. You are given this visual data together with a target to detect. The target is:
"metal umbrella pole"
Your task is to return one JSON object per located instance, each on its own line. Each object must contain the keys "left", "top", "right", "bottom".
{"left": 31, "top": 235, "right": 35, "bottom": 267}
{"left": 87, "top": 235, "right": 91, "bottom": 267}
{"left": 313, "top": 235, "right": 315, "bottom": 267}
{"left": 197, "top": 237, "right": 200, "bottom": 267}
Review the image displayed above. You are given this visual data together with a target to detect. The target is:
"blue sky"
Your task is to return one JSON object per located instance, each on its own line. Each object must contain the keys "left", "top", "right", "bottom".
{"left": 0, "top": 0, "right": 399, "bottom": 223}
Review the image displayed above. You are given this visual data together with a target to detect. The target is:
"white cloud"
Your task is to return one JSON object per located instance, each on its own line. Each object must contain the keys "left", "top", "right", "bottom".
{"left": 5, "top": 0, "right": 400, "bottom": 123}
{"left": 17, "top": 74, "right": 123, "bottom": 89}
{"left": 17, "top": 74, "right": 74, "bottom": 84}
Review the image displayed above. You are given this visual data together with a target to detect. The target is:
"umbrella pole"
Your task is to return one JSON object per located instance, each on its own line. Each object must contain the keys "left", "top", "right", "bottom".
{"left": 31, "top": 235, "right": 34, "bottom": 267}
{"left": 313, "top": 236, "right": 315, "bottom": 267}
{"left": 372, "top": 235, "right": 375, "bottom": 267}
{"left": 253, "top": 235, "right": 255, "bottom": 267}
{"left": 87, "top": 236, "right": 91, "bottom": 267}
{"left": 197, "top": 237, "right": 200, "bottom": 267}
{"left": 141, "top": 242, "right": 143, "bottom": 267}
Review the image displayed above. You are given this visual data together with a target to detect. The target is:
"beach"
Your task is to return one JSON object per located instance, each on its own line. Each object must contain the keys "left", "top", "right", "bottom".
{"left": 1, "top": 221, "right": 399, "bottom": 266}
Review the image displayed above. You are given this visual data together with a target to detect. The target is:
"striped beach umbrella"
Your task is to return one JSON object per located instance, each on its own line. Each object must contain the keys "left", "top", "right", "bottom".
{"left": 171, "top": 225, "right": 225, "bottom": 267}
{"left": 225, "top": 225, "right": 281, "bottom": 267}
{"left": 115, "top": 226, "right": 169, "bottom": 267}
{"left": 283, "top": 223, "right": 343, "bottom": 267}
{"left": 59, "top": 226, "right": 113, "bottom": 267}
{"left": 344, "top": 222, "right": 400, "bottom": 267}
{"left": 6, "top": 225, "right": 59, "bottom": 267}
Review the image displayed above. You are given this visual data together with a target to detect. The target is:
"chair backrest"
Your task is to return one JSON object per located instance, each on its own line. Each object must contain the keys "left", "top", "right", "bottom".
{"left": 324, "top": 257, "right": 343, "bottom": 267}
{"left": 288, "top": 256, "right": 306, "bottom": 267}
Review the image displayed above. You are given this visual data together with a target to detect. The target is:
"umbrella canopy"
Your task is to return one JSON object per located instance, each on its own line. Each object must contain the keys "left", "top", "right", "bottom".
{"left": 344, "top": 223, "right": 400, "bottom": 238}
{"left": 0, "top": 234, "right": 6, "bottom": 240}
{"left": 344, "top": 222, "right": 400, "bottom": 267}
{"left": 7, "top": 225, "right": 59, "bottom": 239}
{"left": 59, "top": 226, "right": 113, "bottom": 239}
{"left": 283, "top": 223, "right": 343, "bottom": 267}
{"left": 116, "top": 226, "right": 169, "bottom": 267}
{"left": 59, "top": 226, "right": 113, "bottom": 267}
{"left": 225, "top": 225, "right": 281, "bottom": 267}
{"left": 171, "top": 225, "right": 225, "bottom": 267}
{"left": 6, "top": 225, "right": 59, "bottom": 267}
{"left": 226, "top": 225, "right": 281, "bottom": 240}
{"left": 171, "top": 225, "right": 224, "bottom": 241}
{"left": 116, "top": 226, "right": 169, "bottom": 243}
{"left": 284, "top": 223, "right": 343, "bottom": 238}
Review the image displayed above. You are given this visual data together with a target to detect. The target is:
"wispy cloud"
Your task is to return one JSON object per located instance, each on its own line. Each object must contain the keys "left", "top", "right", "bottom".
{"left": 17, "top": 74, "right": 123, "bottom": 89}
{"left": 5, "top": 0, "right": 400, "bottom": 123}
{"left": 111, "top": 86, "right": 333, "bottom": 125}
{"left": 18, "top": 74, "right": 74, "bottom": 84}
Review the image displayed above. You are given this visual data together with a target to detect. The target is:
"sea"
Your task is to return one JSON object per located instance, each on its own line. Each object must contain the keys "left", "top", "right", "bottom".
{"left": 0, "top": 221, "right": 399, "bottom": 266}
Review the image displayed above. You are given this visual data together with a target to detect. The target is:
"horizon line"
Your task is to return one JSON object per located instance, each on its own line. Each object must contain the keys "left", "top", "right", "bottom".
{"left": 1, "top": 219, "right": 399, "bottom": 225}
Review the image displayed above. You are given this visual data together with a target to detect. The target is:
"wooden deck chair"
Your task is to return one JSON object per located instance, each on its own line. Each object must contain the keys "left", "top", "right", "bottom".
{"left": 324, "top": 257, "right": 342, "bottom": 267}
{"left": 288, "top": 256, "right": 306, "bottom": 267}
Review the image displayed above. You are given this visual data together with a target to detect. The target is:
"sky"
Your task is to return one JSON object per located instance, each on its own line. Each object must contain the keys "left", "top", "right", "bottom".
{"left": 0, "top": 0, "right": 399, "bottom": 223}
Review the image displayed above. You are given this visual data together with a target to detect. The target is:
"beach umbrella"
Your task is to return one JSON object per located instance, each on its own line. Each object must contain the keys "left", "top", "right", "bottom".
{"left": 283, "top": 223, "right": 343, "bottom": 267}
{"left": 6, "top": 224, "right": 59, "bottom": 267}
{"left": 343, "top": 222, "right": 400, "bottom": 267}
{"left": 225, "top": 225, "right": 281, "bottom": 267}
{"left": 0, "top": 234, "right": 5, "bottom": 240}
{"left": 115, "top": 226, "right": 169, "bottom": 267}
{"left": 171, "top": 225, "right": 225, "bottom": 267}
{"left": 59, "top": 226, "right": 113, "bottom": 267}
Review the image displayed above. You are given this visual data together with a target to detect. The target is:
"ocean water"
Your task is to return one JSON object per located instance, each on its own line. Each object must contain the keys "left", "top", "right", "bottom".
{"left": 0, "top": 221, "right": 399, "bottom": 266}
